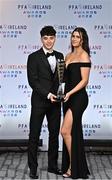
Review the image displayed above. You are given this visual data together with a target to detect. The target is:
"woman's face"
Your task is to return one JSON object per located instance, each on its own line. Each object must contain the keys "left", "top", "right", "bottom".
{"left": 71, "top": 31, "right": 83, "bottom": 48}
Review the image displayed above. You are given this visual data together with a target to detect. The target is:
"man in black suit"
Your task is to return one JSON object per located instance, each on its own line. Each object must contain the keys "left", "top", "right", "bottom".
{"left": 27, "top": 26, "right": 64, "bottom": 179}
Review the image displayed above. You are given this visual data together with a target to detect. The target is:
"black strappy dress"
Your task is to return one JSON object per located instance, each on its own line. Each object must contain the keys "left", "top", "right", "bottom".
{"left": 62, "top": 62, "right": 91, "bottom": 179}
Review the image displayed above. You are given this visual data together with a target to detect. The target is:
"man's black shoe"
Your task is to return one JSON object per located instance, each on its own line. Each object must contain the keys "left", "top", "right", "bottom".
{"left": 48, "top": 168, "right": 62, "bottom": 175}
{"left": 29, "top": 172, "right": 38, "bottom": 179}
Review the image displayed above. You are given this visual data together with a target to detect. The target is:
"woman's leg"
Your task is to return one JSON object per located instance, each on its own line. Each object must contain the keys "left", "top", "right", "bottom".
{"left": 60, "top": 109, "right": 73, "bottom": 171}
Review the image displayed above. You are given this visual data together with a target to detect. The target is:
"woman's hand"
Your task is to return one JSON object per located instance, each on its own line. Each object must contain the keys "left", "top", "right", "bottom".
{"left": 64, "top": 92, "right": 71, "bottom": 102}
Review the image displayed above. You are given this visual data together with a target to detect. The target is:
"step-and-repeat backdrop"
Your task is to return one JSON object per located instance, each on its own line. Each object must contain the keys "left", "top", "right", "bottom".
{"left": 0, "top": 0, "right": 112, "bottom": 150}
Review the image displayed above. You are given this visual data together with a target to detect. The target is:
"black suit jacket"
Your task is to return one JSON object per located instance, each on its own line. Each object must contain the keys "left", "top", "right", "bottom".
{"left": 27, "top": 48, "right": 64, "bottom": 107}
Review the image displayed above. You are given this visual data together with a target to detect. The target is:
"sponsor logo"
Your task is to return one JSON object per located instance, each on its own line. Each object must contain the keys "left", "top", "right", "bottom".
{"left": 83, "top": 123, "right": 101, "bottom": 137}
{"left": 0, "top": 104, "right": 27, "bottom": 117}
{"left": 90, "top": 44, "right": 102, "bottom": 55}
{"left": 17, "top": 4, "right": 52, "bottom": 18}
{"left": 0, "top": 24, "right": 27, "bottom": 38}
{"left": 94, "top": 104, "right": 112, "bottom": 117}
{"left": 18, "top": 84, "right": 32, "bottom": 98}
{"left": 54, "top": 25, "right": 77, "bottom": 39}
{"left": 68, "top": 4, "right": 102, "bottom": 18}
{"left": 86, "top": 84, "right": 101, "bottom": 97}
{"left": 94, "top": 25, "right": 112, "bottom": 38}
{"left": 93, "top": 64, "right": 112, "bottom": 78}
{"left": 18, "top": 123, "right": 29, "bottom": 133}
{"left": 18, "top": 44, "right": 41, "bottom": 54}
{"left": 0, "top": 64, "right": 26, "bottom": 78}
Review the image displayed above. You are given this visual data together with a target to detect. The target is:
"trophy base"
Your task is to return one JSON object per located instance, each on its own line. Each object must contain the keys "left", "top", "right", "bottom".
{"left": 55, "top": 95, "right": 65, "bottom": 102}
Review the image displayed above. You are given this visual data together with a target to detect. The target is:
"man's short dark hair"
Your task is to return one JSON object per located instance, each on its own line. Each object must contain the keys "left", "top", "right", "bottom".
{"left": 40, "top": 26, "right": 56, "bottom": 37}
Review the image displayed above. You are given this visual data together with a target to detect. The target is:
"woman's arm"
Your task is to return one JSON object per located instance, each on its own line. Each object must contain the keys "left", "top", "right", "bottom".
{"left": 64, "top": 66, "right": 91, "bottom": 101}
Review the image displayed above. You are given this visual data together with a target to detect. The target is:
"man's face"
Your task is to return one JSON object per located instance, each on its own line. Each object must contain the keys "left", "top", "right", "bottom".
{"left": 41, "top": 35, "right": 56, "bottom": 50}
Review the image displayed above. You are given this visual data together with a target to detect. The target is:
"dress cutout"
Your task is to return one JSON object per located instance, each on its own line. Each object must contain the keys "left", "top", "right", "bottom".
{"left": 62, "top": 62, "right": 91, "bottom": 179}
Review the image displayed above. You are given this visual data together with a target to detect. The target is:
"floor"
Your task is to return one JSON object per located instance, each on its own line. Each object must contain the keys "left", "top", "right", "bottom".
{"left": 0, "top": 148, "right": 112, "bottom": 179}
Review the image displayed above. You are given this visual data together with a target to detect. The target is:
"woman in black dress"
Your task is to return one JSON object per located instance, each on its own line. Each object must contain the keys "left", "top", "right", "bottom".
{"left": 61, "top": 27, "right": 91, "bottom": 179}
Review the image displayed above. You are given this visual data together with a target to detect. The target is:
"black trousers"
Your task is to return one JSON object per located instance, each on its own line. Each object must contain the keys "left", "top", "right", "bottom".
{"left": 28, "top": 102, "right": 61, "bottom": 172}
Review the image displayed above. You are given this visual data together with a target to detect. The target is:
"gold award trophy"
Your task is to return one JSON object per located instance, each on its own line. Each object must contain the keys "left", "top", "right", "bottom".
{"left": 56, "top": 59, "right": 65, "bottom": 102}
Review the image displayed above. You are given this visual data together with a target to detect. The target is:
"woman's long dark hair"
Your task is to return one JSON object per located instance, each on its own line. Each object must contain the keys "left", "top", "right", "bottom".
{"left": 71, "top": 27, "right": 90, "bottom": 56}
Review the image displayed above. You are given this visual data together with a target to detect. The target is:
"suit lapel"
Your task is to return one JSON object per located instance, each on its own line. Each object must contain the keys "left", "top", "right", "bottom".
{"left": 39, "top": 48, "right": 53, "bottom": 74}
{"left": 38, "top": 48, "right": 60, "bottom": 80}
